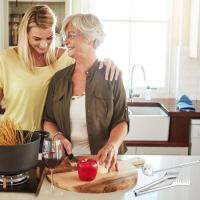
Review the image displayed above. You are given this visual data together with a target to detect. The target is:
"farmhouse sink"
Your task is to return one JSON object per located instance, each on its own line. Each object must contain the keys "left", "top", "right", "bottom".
{"left": 126, "top": 103, "right": 170, "bottom": 141}
{"left": 128, "top": 106, "right": 168, "bottom": 116}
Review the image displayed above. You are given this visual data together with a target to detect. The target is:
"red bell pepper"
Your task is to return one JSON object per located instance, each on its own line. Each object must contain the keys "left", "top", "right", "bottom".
{"left": 77, "top": 158, "right": 98, "bottom": 181}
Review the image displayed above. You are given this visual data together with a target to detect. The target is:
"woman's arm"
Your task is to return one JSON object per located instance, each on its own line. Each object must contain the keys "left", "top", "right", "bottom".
{"left": 42, "top": 77, "right": 72, "bottom": 154}
{"left": 106, "top": 122, "right": 128, "bottom": 150}
{"left": 43, "top": 120, "right": 72, "bottom": 154}
{"left": 97, "top": 73, "right": 129, "bottom": 171}
{"left": 97, "top": 122, "right": 127, "bottom": 171}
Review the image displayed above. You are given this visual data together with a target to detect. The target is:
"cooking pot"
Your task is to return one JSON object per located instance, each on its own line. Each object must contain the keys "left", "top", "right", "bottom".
{"left": 0, "top": 131, "right": 40, "bottom": 175}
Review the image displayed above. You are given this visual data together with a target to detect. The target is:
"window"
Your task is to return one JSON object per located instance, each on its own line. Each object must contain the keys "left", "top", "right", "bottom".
{"left": 71, "top": 0, "right": 173, "bottom": 97}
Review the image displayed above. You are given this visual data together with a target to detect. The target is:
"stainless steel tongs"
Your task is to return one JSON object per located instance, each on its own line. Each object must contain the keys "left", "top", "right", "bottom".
{"left": 135, "top": 178, "right": 190, "bottom": 196}
{"left": 134, "top": 171, "right": 179, "bottom": 197}
{"left": 142, "top": 160, "right": 200, "bottom": 176}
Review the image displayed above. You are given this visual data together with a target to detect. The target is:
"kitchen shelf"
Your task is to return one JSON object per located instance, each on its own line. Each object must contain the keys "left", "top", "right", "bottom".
{"left": 7, "top": 0, "right": 67, "bottom": 46}
{"left": 8, "top": 0, "right": 65, "bottom": 2}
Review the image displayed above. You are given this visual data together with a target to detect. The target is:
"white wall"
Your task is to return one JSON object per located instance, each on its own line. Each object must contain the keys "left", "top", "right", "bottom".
{"left": 70, "top": 0, "right": 200, "bottom": 100}
{"left": 174, "top": 0, "right": 200, "bottom": 100}
{"left": 0, "top": 0, "right": 200, "bottom": 100}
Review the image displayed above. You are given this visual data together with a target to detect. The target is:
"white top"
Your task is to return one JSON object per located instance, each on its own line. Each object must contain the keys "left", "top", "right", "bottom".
{"left": 70, "top": 95, "right": 91, "bottom": 155}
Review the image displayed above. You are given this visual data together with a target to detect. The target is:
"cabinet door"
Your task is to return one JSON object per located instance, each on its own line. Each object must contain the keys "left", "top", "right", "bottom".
{"left": 190, "top": 124, "right": 200, "bottom": 155}
{"left": 136, "top": 147, "right": 188, "bottom": 155}
{"left": 126, "top": 147, "right": 137, "bottom": 155}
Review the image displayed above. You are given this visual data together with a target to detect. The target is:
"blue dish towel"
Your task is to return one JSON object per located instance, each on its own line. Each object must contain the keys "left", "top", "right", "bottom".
{"left": 177, "top": 95, "right": 195, "bottom": 112}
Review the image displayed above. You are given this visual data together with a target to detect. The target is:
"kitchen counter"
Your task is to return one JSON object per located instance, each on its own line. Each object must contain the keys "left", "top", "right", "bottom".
{"left": 1, "top": 98, "right": 200, "bottom": 148}
{"left": 127, "top": 98, "right": 200, "bottom": 148}
{"left": 128, "top": 98, "right": 200, "bottom": 115}
{"left": 1, "top": 98, "right": 200, "bottom": 115}
{"left": 1, "top": 98, "right": 200, "bottom": 114}
{"left": 0, "top": 155, "right": 199, "bottom": 200}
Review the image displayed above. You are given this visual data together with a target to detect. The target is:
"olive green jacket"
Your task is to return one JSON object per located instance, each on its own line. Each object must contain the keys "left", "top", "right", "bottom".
{"left": 42, "top": 60, "right": 129, "bottom": 154}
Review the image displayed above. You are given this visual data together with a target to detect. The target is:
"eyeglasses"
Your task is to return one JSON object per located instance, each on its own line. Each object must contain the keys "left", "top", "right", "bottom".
{"left": 62, "top": 32, "right": 80, "bottom": 41}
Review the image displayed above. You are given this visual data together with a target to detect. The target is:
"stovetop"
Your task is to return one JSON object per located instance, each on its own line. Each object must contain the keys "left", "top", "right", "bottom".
{"left": 0, "top": 162, "right": 44, "bottom": 195}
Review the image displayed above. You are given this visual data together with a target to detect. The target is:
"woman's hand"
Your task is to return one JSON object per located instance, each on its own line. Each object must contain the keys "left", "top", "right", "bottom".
{"left": 97, "top": 143, "right": 119, "bottom": 172}
{"left": 99, "top": 58, "right": 121, "bottom": 81}
{"left": 53, "top": 133, "right": 72, "bottom": 155}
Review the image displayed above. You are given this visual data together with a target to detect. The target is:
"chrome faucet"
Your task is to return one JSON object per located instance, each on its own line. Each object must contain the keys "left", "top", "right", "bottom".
{"left": 129, "top": 64, "right": 146, "bottom": 101}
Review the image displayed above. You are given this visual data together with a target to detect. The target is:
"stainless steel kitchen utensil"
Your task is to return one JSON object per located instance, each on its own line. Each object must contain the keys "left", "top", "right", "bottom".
{"left": 142, "top": 160, "right": 200, "bottom": 176}
{"left": 134, "top": 178, "right": 190, "bottom": 196}
{"left": 67, "top": 153, "right": 78, "bottom": 163}
{"left": 64, "top": 148, "right": 78, "bottom": 164}
{"left": 134, "top": 171, "right": 178, "bottom": 196}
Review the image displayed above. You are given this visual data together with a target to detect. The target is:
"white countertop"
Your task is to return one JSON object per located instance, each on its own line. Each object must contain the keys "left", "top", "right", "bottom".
{"left": 0, "top": 155, "right": 200, "bottom": 200}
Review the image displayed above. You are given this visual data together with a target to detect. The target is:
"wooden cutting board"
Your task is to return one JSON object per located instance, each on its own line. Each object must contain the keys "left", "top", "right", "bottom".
{"left": 47, "top": 157, "right": 144, "bottom": 193}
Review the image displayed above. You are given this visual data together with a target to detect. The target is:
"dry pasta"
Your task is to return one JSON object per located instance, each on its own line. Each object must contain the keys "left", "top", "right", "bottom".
{"left": 0, "top": 119, "right": 33, "bottom": 145}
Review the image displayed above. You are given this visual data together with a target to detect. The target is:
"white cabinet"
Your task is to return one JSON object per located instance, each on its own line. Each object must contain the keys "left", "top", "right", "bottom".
{"left": 190, "top": 119, "right": 200, "bottom": 155}
{"left": 136, "top": 147, "right": 188, "bottom": 155}
{"left": 126, "top": 147, "right": 137, "bottom": 155}
{"left": 126, "top": 146, "right": 188, "bottom": 155}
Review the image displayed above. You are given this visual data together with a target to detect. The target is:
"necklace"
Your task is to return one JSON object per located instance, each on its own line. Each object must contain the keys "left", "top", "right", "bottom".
{"left": 71, "top": 92, "right": 85, "bottom": 100}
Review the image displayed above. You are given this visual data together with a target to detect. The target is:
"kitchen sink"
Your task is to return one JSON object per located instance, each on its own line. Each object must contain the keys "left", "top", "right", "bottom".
{"left": 126, "top": 103, "right": 170, "bottom": 141}
{"left": 128, "top": 106, "right": 168, "bottom": 116}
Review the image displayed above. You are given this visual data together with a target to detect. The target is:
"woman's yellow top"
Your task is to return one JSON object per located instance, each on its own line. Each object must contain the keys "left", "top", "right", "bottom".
{"left": 0, "top": 48, "right": 74, "bottom": 131}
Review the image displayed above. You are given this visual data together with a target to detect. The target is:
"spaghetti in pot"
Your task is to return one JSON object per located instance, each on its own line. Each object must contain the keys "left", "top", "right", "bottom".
{"left": 0, "top": 119, "right": 33, "bottom": 145}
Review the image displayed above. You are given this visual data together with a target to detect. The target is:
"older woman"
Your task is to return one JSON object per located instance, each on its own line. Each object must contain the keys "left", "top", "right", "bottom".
{"left": 0, "top": 5, "right": 119, "bottom": 131}
{"left": 42, "top": 14, "right": 129, "bottom": 171}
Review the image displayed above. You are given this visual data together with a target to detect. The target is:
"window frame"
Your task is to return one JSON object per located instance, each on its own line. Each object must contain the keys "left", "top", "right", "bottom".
{"left": 70, "top": 0, "right": 181, "bottom": 98}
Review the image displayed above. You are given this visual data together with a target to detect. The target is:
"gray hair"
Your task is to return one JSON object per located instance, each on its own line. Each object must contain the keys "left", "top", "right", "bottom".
{"left": 62, "top": 13, "right": 105, "bottom": 49}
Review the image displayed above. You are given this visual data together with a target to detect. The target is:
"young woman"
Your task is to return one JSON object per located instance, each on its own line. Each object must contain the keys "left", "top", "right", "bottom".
{"left": 0, "top": 5, "right": 120, "bottom": 131}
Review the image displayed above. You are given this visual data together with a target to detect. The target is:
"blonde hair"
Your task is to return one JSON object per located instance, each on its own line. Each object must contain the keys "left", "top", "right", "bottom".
{"left": 18, "top": 5, "right": 57, "bottom": 72}
{"left": 62, "top": 13, "right": 105, "bottom": 49}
